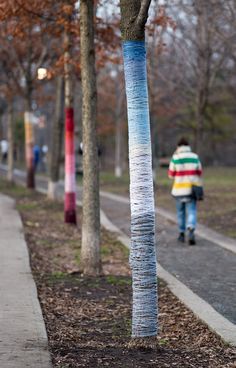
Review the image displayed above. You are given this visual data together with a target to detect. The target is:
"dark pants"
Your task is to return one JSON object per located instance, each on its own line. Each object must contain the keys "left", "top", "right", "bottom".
{"left": 176, "top": 198, "right": 197, "bottom": 232}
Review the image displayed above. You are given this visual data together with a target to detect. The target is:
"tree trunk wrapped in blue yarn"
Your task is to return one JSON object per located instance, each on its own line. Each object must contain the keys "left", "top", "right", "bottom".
{"left": 123, "top": 40, "right": 158, "bottom": 337}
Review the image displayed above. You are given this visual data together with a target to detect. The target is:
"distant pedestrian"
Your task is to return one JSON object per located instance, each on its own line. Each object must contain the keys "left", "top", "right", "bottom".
{"left": 33, "top": 145, "right": 40, "bottom": 171}
{"left": 168, "top": 137, "right": 203, "bottom": 245}
{"left": 0, "top": 139, "right": 8, "bottom": 163}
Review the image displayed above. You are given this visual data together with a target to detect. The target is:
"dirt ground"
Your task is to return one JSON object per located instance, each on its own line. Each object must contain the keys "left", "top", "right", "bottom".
{"left": 0, "top": 180, "right": 236, "bottom": 367}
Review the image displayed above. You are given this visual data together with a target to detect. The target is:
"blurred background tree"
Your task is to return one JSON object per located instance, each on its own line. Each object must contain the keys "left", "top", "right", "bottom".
{"left": 0, "top": 0, "right": 236, "bottom": 177}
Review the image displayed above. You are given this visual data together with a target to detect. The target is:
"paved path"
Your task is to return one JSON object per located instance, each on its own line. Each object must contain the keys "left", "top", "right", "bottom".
{"left": 99, "top": 192, "right": 236, "bottom": 326}
{"left": 14, "top": 168, "right": 236, "bottom": 326}
{"left": 1, "top": 166, "right": 236, "bottom": 329}
{"left": 0, "top": 193, "right": 52, "bottom": 368}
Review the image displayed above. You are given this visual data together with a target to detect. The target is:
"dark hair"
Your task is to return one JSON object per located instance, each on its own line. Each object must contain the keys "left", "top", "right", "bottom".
{"left": 177, "top": 137, "right": 189, "bottom": 147}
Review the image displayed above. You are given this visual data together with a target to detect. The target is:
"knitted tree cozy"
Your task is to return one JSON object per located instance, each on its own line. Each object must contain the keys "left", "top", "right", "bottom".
{"left": 121, "top": 0, "right": 158, "bottom": 338}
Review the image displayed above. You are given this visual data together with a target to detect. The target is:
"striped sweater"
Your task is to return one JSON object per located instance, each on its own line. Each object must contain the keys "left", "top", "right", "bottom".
{"left": 168, "top": 145, "right": 202, "bottom": 197}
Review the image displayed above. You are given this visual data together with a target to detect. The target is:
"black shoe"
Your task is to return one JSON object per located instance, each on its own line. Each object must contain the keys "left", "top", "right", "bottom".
{"left": 188, "top": 228, "right": 196, "bottom": 245}
{"left": 178, "top": 232, "right": 185, "bottom": 243}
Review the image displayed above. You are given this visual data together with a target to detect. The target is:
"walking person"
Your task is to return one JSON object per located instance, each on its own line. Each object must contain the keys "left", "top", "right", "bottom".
{"left": 33, "top": 145, "right": 40, "bottom": 172}
{"left": 0, "top": 139, "right": 8, "bottom": 163}
{"left": 168, "top": 137, "right": 203, "bottom": 245}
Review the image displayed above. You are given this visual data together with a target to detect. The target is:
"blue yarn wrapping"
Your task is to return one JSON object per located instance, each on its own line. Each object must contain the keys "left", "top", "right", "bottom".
{"left": 122, "top": 40, "right": 158, "bottom": 337}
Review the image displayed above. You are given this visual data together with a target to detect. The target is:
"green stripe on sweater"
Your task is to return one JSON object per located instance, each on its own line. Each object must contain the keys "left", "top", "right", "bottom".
{"left": 172, "top": 157, "right": 199, "bottom": 164}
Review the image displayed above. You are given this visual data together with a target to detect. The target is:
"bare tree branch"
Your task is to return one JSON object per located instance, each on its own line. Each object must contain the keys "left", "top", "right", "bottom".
{"left": 137, "top": 0, "right": 152, "bottom": 27}
{"left": 14, "top": 0, "right": 56, "bottom": 23}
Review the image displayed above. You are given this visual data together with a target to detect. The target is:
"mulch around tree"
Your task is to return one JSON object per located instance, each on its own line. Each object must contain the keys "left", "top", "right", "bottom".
{"left": 0, "top": 180, "right": 236, "bottom": 368}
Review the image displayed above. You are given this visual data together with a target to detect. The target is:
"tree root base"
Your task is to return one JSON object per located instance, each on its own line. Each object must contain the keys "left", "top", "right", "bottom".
{"left": 127, "top": 336, "right": 161, "bottom": 351}
{"left": 64, "top": 210, "right": 77, "bottom": 225}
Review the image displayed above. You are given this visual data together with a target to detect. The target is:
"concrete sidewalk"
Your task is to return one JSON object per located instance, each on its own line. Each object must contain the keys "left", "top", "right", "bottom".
{"left": 1, "top": 166, "right": 236, "bottom": 323}
{"left": 1, "top": 165, "right": 236, "bottom": 345}
{"left": 0, "top": 194, "right": 52, "bottom": 368}
{"left": 100, "top": 192, "right": 236, "bottom": 325}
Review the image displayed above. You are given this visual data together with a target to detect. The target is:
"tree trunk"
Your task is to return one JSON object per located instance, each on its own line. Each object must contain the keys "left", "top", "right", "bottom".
{"left": 115, "top": 118, "right": 122, "bottom": 178}
{"left": 195, "top": 0, "right": 211, "bottom": 157}
{"left": 24, "top": 86, "right": 35, "bottom": 189}
{"left": 48, "top": 76, "right": 64, "bottom": 200}
{"left": 114, "top": 86, "right": 123, "bottom": 178}
{"left": 7, "top": 100, "right": 14, "bottom": 183}
{"left": 64, "top": 31, "right": 77, "bottom": 224}
{"left": 80, "top": 0, "right": 101, "bottom": 276}
{"left": 120, "top": 0, "right": 158, "bottom": 339}
{"left": 24, "top": 90, "right": 35, "bottom": 189}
